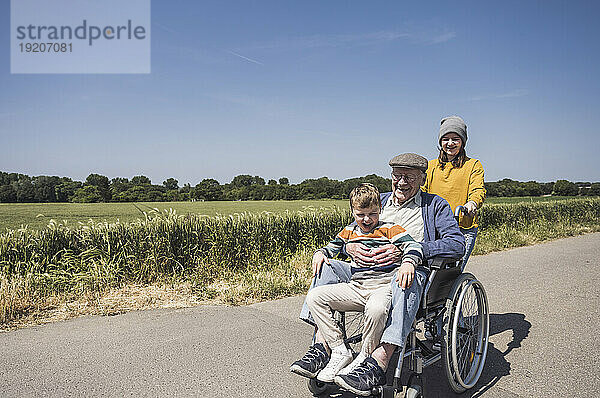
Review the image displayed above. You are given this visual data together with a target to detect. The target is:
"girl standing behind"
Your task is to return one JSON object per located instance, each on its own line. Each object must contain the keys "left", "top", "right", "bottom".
{"left": 422, "top": 115, "right": 485, "bottom": 270}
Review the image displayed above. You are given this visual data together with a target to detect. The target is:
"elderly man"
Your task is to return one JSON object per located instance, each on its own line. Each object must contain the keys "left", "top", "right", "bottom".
{"left": 294, "top": 153, "right": 465, "bottom": 395}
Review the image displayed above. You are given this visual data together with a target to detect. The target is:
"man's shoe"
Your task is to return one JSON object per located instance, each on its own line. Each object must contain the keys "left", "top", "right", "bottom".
{"left": 290, "top": 343, "right": 330, "bottom": 379}
{"left": 316, "top": 348, "right": 353, "bottom": 382}
{"left": 334, "top": 356, "right": 386, "bottom": 396}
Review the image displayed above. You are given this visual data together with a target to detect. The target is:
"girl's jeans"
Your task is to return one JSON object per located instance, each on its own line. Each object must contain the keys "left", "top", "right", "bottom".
{"left": 459, "top": 226, "right": 478, "bottom": 271}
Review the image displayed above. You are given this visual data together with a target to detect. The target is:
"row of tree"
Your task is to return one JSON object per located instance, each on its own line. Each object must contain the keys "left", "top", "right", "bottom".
{"left": 0, "top": 171, "right": 598, "bottom": 203}
{"left": 485, "top": 179, "right": 600, "bottom": 197}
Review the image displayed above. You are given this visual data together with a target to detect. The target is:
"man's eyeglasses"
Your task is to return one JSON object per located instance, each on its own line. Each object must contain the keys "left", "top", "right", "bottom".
{"left": 391, "top": 173, "right": 417, "bottom": 183}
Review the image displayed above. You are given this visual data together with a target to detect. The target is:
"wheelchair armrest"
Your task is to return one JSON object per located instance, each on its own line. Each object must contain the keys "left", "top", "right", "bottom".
{"left": 429, "top": 256, "right": 460, "bottom": 270}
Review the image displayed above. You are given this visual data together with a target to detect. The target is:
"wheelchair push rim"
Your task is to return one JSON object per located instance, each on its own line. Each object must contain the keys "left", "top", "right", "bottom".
{"left": 443, "top": 273, "right": 489, "bottom": 392}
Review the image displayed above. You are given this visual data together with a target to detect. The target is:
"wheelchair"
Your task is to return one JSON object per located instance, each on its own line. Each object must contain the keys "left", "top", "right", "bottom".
{"left": 307, "top": 206, "right": 490, "bottom": 398}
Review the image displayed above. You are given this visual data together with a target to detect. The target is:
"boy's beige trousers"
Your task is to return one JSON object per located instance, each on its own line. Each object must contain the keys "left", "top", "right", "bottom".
{"left": 305, "top": 277, "right": 392, "bottom": 355}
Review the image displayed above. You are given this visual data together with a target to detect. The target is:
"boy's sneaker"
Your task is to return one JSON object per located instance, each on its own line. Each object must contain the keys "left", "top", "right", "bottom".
{"left": 334, "top": 356, "right": 387, "bottom": 396}
{"left": 337, "top": 351, "right": 367, "bottom": 376}
{"left": 316, "top": 347, "right": 353, "bottom": 383}
{"left": 290, "top": 343, "right": 330, "bottom": 379}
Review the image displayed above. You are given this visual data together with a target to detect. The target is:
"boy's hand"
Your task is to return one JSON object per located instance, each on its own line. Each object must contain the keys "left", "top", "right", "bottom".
{"left": 396, "top": 260, "right": 415, "bottom": 289}
{"left": 312, "top": 251, "right": 330, "bottom": 277}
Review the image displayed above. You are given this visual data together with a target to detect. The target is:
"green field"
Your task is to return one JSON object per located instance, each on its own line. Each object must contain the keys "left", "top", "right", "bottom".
{"left": 0, "top": 200, "right": 348, "bottom": 231}
{"left": 0, "top": 196, "right": 580, "bottom": 232}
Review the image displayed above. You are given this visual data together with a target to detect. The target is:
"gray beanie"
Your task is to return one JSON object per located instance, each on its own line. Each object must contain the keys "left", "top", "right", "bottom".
{"left": 439, "top": 115, "right": 467, "bottom": 147}
{"left": 388, "top": 153, "right": 428, "bottom": 172}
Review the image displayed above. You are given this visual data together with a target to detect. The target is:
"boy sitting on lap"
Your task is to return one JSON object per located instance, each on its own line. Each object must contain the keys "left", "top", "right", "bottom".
{"left": 290, "top": 183, "right": 422, "bottom": 384}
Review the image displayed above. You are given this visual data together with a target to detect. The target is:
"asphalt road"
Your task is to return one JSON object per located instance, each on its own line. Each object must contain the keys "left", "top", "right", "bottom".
{"left": 1, "top": 233, "right": 599, "bottom": 397}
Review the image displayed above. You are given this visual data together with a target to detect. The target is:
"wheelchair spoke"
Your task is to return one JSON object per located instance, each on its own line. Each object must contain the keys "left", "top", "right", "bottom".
{"left": 457, "top": 335, "right": 470, "bottom": 364}
{"left": 458, "top": 344, "right": 468, "bottom": 367}
{"left": 462, "top": 288, "right": 481, "bottom": 336}
{"left": 465, "top": 287, "right": 476, "bottom": 316}
{"left": 456, "top": 285, "right": 480, "bottom": 380}
{"left": 461, "top": 337, "right": 475, "bottom": 379}
{"left": 460, "top": 345, "right": 470, "bottom": 378}
{"left": 464, "top": 354, "right": 471, "bottom": 379}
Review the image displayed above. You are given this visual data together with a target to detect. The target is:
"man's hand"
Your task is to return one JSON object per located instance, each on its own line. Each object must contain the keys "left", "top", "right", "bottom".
{"left": 345, "top": 242, "right": 376, "bottom": 266}
{"left": 312, "top": 250, "right": 330, "bottom": 277}
{"left": 346, "top": 243, "right": 402, "bottom": 267}
{"left": 396, "top": 260, "right": 415, "bottom": 289}
{"left": 371, "top": 244, "right": 403, "bottom": 266}
{"left": 464, "top": 200, "right": 478, "bottom": 215}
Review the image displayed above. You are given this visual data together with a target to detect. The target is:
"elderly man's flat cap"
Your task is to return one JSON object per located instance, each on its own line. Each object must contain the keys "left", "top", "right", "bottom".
{"left": 388, "top": 153, "right": 428, "bottom": 172}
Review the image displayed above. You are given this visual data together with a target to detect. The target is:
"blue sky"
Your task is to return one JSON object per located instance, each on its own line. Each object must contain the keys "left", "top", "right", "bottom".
{"left": 1, "top": 0, "right": 599, "bottom": 185}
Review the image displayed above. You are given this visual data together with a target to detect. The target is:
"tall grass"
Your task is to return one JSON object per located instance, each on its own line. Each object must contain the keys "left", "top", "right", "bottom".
{"left": 2, "top": 198, "right": 600, "bottom": 326}
{"left": 0, "top": 208, "right": 350, "bottom": 325}
{"left": 0, "top": 208, "right": 350, "bottom": 280}
{"left": 474, "top": 198, "right": 600, "bottom": 253}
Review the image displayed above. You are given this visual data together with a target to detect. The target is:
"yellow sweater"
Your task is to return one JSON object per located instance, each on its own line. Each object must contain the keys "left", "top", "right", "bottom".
{"left": 422, "top": 157, "right": 486, "bottom": 229}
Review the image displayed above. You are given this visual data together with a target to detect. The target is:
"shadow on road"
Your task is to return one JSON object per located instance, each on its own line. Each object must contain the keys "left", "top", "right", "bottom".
{"left": 311, "top": 312, "right": 531, "bottom": 398}
{"left": 464, "top": 312, "right": 531, "bottom": 397}
{"left": 422, "top": 312, "right": 531, "bottom": 398}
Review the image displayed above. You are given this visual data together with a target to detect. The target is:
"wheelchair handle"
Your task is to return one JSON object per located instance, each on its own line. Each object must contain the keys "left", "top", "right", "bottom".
{"left": 454, "top": 205, "right": 465, "bottom": 220}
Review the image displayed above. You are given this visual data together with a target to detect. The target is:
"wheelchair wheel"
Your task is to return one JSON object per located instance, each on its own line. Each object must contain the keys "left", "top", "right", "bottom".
{"left": 335, "top": 310, "right": 364, "bottom": 354}
{"left": 307, "top": 378, "right": 331, "bottom": 396}
{"left": 441, "top": 272, "right": 489, "bottom": 393}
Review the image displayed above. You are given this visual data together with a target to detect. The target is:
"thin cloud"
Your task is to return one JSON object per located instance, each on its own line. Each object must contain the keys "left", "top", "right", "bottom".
{"left": 226, "top": 50, "right": 265, "bottom": 65}
{"left": 244, "top": 31, "right": 411, "bottom": 51}
{"left": 427, "top": 32, "right": 457, "bottom": 44}
{"left": 469, "top": 89, "right": 530, "bottom": 102}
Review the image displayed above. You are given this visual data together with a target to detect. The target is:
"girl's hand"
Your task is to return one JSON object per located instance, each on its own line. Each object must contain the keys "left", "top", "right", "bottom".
{"left": 464, "top": 201, "right": 478, "bottom": 215}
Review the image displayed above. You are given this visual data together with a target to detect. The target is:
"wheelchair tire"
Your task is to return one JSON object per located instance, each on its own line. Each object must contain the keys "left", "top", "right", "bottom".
{"left": 335, "top": 310, "right": 364, "bottom": 354}
{"left": 307, "top": 378, "right": 331, "bottom": 396}
{"left": 441, "top": 272, "right": 489, "bottom": 393}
